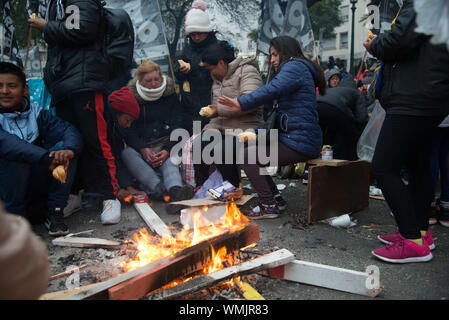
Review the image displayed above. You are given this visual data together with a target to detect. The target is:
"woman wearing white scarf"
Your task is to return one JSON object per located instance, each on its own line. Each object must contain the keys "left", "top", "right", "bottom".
{"left": 122, "top": 59, "right": 194, "bottom": 212}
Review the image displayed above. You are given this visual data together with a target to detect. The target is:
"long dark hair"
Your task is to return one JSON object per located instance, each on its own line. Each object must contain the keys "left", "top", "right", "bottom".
{"left": 201, "top": 40, "right": 235, "bottom": 66}
{"left": 270, "top": 36, "right": 326, "bottom": 95}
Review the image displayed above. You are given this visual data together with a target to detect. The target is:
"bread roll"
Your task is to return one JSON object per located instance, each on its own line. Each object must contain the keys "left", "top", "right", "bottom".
{"left": 238, "top": 131, "right": 257, "bottom": 143}
{"left": 178, "top": 59, "right": 191, "bottom": 71}
{"left": 368, "top": 30, "right": 375, "bottom": 40}
{"left": 199, "top": 106, "right": 214, "bottom": 117}
{"left": 52, "top": 165, "right": 67, "bottom": 183}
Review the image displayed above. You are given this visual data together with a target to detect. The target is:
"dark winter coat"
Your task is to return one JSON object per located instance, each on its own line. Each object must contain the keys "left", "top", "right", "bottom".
{"left": 43, "top": 0, "right": 108, "bottom": 104}
{"left": 317, "top": 76, "right": 368, "bottom": 125}
{"left": 126, "top": 76, "right": 183, "bottom": 153}
{"left": 174, "top": 32, "right": 218, "bottom": 132}
{"left": 370, "top": 0, "right": 449, "bottom": 116}
{"left": 0, "top": 98, "right": 83, "bottom": 167}
{"left": 237, "top": 59, "right": 322, "bottom": 159}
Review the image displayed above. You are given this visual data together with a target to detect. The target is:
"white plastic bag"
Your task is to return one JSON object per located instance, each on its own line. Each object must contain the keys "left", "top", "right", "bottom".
{"left": 357, "top": 100, "right": 385, "bottom": 163}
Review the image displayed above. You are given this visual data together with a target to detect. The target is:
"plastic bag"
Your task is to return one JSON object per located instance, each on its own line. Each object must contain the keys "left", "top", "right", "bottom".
{"left": 357, "top": 100, "right": 385, "bottom": 162}
{"left": 414, "top": 0, "right": 449, "bottom": 52}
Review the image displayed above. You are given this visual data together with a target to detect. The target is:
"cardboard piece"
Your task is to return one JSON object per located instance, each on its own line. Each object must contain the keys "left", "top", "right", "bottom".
{"left": 170, "top": 194, "right": 253, "bottom": 207}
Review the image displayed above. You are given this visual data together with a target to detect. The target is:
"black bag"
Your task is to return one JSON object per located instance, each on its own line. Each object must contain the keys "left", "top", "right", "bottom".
{"left": 262, "top": 100, "right": 278, "bottom": 132}
{"left": 100, "top": 2, "right": 135, "bottom": 80}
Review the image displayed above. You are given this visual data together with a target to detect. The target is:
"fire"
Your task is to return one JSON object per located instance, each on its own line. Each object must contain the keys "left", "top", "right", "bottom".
{"left": 120, "top": 201, "right": 249, "bottom": 273}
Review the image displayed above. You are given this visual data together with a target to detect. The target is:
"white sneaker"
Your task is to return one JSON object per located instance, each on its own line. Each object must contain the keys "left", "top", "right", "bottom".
{"left": 63, "top": 193, "right": 83, "bottom": 218}
{"left": 101, "top": 199, "right": 121, "bottom": 225}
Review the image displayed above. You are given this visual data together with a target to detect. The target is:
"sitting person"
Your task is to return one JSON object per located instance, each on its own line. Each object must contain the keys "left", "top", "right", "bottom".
{"left": 218, "top": 36, "right": 327, "bottom": 219}
{"left": 317, "top": 72, "right": 368, "bottom": 160}
{"left": 102, "top": 86, "right": 148, "bottom": 224}
{"left": 0, "top": 61, "right": 83, "bottom": 236}
{"left": 194, "top": 40, "right": 264, "bottom": 189}
{"left": 124, "top": 59, "right": 194, "bottom": 212}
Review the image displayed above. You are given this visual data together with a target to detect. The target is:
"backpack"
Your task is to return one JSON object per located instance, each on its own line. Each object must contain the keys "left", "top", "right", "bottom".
{"left": 99, "top": 1, "right": 135, "bottom": 80}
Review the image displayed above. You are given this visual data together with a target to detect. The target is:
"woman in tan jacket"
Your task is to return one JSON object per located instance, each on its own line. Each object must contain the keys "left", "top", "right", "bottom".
{"left": 193, "top": 40, "right": 264, "bottom": 188}
{"left": 0, "top": 201, "right": 50, "bottom": 299}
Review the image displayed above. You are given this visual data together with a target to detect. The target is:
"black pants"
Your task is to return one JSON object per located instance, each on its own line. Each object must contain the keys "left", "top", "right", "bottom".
{"left": 55, "top": 91, "right": 118, "bottom": 200}
{"left": 371, "top": 113, "right": 445, "bottom": 239}
{"left": 317, "top": 102, "right": 362, "bottom": 160}
{"left": 193, "top": 134, "right": 240, "bottom": 187}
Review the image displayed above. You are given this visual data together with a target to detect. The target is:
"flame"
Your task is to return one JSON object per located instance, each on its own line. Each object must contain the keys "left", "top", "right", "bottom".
{"left": 120, "top": 201, "right": 250, "bottom": 273}
{"left": 163, "top": 195, "right": 170, "bottom": 203}
{"left": 124, "top": 195, "right": 133, "bottom": 203}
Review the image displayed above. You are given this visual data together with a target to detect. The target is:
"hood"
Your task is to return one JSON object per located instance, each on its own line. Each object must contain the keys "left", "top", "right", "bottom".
{"left": 326, "top": 68, "right": 342, "bottom": 83}
{"left": 225, "top": 56, "right": 260, "bottom": 79}
{"left": 127, "top": 75, "right": 176, "bottom": 105}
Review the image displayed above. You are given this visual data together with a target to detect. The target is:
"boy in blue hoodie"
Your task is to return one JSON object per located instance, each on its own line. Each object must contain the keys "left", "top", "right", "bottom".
{"left": 0, "top": 62, "right": 83, "bottom": 236}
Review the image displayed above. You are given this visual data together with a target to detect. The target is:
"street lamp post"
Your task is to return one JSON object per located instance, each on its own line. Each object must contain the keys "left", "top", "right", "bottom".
{"left": 350, "top": 0, "right": 358, "bottom": 76}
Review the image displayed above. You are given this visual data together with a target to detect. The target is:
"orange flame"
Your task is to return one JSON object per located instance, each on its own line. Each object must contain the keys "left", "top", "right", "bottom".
{"left": 120, "top": 201, "right": 249, "bottom": 273}
{"left": 163, "top": 195, "right": 170, "bottom": 203}
{"left": 124, "top": 195, "right": 133, "bottom": 203}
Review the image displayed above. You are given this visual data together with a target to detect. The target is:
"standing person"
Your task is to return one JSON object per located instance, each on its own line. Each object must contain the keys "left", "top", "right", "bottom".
{"left": 218, "top": 36, "right": 327, "bottom": 219}
{"left": 123, "top": 59, "right": 194, "bottom": 212}
{"left": 364, "top": 0, "right": 449, "bottom": 263}
{"left": 174, "top": 0, "right": 218, "bottom": 134}
{"left": 194, "top": 40, "right": 264, "bottom": 189}
{"left": 429, "top": 115, "right": 449, "bottom": 227}
{"left": 317, "top": 74, "right": 368, "bottom": 160}
{"left": 28, "top": 1, "right": 122, "bottom": 222}
{"left": 0, "top": 62, "right": 82, "bottom": 236}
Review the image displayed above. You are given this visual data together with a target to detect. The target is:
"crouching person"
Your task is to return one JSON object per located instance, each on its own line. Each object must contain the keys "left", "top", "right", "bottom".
{"left": 0, "top": 62, "right": 82, "bottom": 236}
{"left": 104, "top": 86, "right": 148, "bottom": 224}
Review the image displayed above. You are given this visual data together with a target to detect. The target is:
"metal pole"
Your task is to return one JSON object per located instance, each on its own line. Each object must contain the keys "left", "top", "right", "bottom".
{"left": 350, "top": 0, "right": 357, "bottom": 76}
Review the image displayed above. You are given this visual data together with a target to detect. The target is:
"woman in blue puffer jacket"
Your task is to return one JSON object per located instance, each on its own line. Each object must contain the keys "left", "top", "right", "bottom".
{"left": 218, "top": 36, "right": 326, "bottom": 219}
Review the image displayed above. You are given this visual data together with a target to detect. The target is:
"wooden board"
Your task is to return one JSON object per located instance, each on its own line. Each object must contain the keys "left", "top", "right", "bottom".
{"left": 107, "top": 221, "right": 260, "bottom": 300}
{"left": 39, "top": 282, "right": 104, "bottom": 300}
{"left": 67, "top": 221, "right": 259, "bottom": 300}
{"left": 269, "top": 260, "right": 381, "bottom": 298}
{"left": 170, "top": 194, "right": 253, "bottom": 207}
{"left": 306, "top": 158, "right": 350, "bottom": 167}
{"left": 236, "top": 281, "right": 265, "bottom": 300}
{"left": 307, "top": 160, "right": 370, "bottom": 223}
{"left": 154, "top": 249, "right": 293, "bottom": 300}
{"left": 52, "top": 237, "right": 121, "bottom": 249}
{"left": 133, "top": 203, "right": 172, "bottom": 238}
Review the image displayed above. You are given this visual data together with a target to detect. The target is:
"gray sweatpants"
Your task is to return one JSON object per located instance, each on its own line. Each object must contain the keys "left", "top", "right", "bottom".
{"left": 121, "top": 147, "right": 183, "bottom": 198}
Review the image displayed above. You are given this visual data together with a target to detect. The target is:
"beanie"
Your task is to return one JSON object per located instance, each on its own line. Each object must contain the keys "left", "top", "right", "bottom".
{"left": 185, "top": 0, "right": 212, "bottom": 35}
{"left": 108, "top": 86, "right": 140, "bottom": 120}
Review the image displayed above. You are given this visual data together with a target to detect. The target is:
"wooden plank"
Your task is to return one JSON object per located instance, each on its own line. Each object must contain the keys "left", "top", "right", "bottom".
{"left": 107, "top": 221, "right": 260, "bottom": 300}
{"left": 170, "top": 195, "right": 253, "bottom": 207}
{"left": 235, "top": 281, "right": 265, "bottom": 300}
{"left": 133, "top": 203, "right": 172, "bottom": 238}
{"left": 268, "top": 260, "right": 381, "bottom": 298}
{"left": 39, "top": 282, "right": 104, "bottom": 300}
{"left": 52, "top": 237, "right": 121, "bottom": 249}
{"left": 306, "top": 158, "right": 350, "bottom": 167}
{"left": 67, "top": 221, "right": 259, "bottom": 300}
{"left": 307, "top": 160, "right": 370, "bottom": 223}
{"left": 153, "top": 249, "right": 293, "bottom": 300}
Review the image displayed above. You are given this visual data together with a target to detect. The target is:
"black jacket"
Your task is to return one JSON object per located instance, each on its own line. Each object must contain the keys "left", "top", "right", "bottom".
{"left": 126, "top": 77, "right": 184, "bottom": 153}
{"left": 43, "top": 0, "right": 108, "bottom": 104}
{"left": 370, "top": 0, "right": 449, "bottom": 116}
{"left": 174, "top": 32, "right": 218, "bottom": 133}
{"left": 317, "top": 76, "right": 368, "bottom": 125}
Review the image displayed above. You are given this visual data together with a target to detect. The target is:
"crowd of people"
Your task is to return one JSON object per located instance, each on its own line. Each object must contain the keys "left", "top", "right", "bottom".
{"left": 1, "top": 0, "right": 449, "bottom": 299}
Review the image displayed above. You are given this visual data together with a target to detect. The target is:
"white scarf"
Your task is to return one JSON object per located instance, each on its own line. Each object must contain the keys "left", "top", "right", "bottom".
{"left": 136, "top": 76, "right": 167, "bottom": 102}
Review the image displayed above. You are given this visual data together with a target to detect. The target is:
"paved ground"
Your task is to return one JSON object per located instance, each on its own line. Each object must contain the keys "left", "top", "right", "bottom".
{"left": 32, "top": 176, "right": 449, "bottom": 300}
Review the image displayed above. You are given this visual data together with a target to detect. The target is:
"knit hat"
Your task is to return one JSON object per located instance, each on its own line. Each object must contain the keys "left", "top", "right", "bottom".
{"left": 185, "top": 0, "right": 212, "bottom": 35}
{"left": 108, "top": 86, "right": 140, "bottom": 120}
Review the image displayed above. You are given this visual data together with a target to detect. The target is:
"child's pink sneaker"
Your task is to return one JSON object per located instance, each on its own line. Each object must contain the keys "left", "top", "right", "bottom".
{"left": 377, "top": 229, "right": 435, "bottom": 250}
{"left": 372, "top": 239, "right": 433, "bottom": 263}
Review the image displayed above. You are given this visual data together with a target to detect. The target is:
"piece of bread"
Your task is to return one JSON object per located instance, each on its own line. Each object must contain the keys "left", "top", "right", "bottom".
{"left": 52, "top": 165, "right": 66, "bottom": 183}
{"left": 178, "top": 59, "right": 191, "bottom": 71}
{"left": 368, "top": 30, "right": 375, "bottom": 40}
{"left": 199, "top": 106, "right": 214, "bottom": 117}
{"left": 238, "top": 131, "right": 257, "bottom": 143}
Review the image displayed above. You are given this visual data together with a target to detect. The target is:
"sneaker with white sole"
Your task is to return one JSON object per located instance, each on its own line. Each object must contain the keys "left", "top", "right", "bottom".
{"left": 372, "top": 239, "right": 433, "bottom": 263}
{"left": 63, "top": 193, "right": 83, "bottom": 218}
{"left": 439, "top": 206, "right": 449, "bottom": 227}
{"left": 101, "top": 199, "right": 121, "bottom": 225}
{"left": 45, "top": 208, "right": 69, "bottom": 236}
{"left": 378, "top": 229, "right": 435, "bottom": 250}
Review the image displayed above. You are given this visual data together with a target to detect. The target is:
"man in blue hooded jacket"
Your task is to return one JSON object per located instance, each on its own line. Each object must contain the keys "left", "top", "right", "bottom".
{"left": 0, "top": 62, "right": 83, "bottom": 236}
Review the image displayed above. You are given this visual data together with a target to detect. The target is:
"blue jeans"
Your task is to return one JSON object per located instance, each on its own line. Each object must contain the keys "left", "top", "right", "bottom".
{"left": 430, "top": 127, "right": 449, "bottom": 202}
{"left": 0, "top": 157, "right": 77, "bottom": 216}
{"left": 121, "top": 147, "right": 183, "bottom": 198}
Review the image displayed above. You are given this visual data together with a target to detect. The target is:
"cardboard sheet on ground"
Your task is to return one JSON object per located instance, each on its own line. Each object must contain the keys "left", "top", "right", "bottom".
{"left": 170, "top": 194, "right": 253, "bottom": 207}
